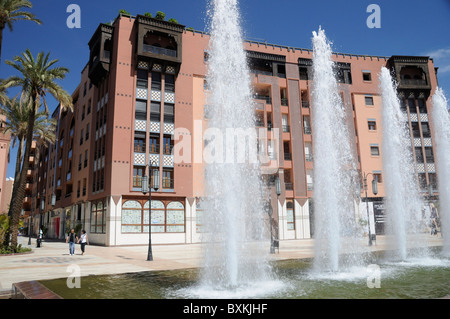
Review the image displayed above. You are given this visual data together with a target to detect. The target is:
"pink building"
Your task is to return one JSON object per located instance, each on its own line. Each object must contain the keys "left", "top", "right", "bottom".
{"left": 26, "top": 13, "right": 440, "bottom": 245}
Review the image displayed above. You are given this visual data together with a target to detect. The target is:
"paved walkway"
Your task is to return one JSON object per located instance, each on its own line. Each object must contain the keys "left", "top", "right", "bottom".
{"left": 0, "top": 234, "right": 443, "bottom": 294}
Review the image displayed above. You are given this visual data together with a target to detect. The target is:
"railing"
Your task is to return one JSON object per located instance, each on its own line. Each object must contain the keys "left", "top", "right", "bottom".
{"left": 304, "top": 127, "right": 312, "bottom": 134}
{"left": 426, "top": 156, "right": 435, "bottom": 163}
{"left": 149, "top": 144, "right": 160, "bottom": 154}
{"left": 305, "top": 154, "right": 313, "bottom": 162}
{"left": 143, "top": 44, "right": 177, "bottom": 57}
{"left": 285, "top": 182, "right": 294, "bottom": 191}
{"left": 162, "top": 178, "right": 174, "bottom": 189}
{"left": 402, "top": 79, "right": 427, "bottom": 86}
{"left": 283, "top": 125, "right": 290, "bottom": 133}
{"left": 103, "top": 50, "right": 111, "bottom": 61}
{"left": 284, "top": 153, "right": 292, "bottom": 161}
{"left": 267, "top": 122, "right": 273, "bottom": 131}
{"left": 253, "top": 94, "right": 272, "bottom": 104}
{"left": 134, "top": 145, "right": 146, "bottom": 153}
{"left": 307, "top": 183, "right": 314, "bottom": 191}
{"left": 165, "top": 83, "right": 175, "bottom": 93}
{"left": 281, "top": 98, "right": 289, "bottom": 106}
{"left": 255, "top": 120, "right": 265, "bottom": 127}
{"left": 151, "top": 82, "right": 161, "bottom": 90}
{"left": 163, "top": 145, "right": 173, "bottom": 155}
{"left": 302, "top": 101, "right": 310, "bottom": 108}
{"left": 133, "top": 177, "right": 143, "bottom": 188}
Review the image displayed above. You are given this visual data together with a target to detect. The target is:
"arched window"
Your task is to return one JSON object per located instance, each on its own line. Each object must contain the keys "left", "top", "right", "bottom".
{"left": 151, "top": 200, "right": 165, "bottom": 233}
{"left": 121, "top": 199, "right": 186, "bottom": 234}
{"left": 167, "top": 201, "right": 185, "bottom": 232}
{"left": 122, "top": 200, "right": 142, "bottom": 233}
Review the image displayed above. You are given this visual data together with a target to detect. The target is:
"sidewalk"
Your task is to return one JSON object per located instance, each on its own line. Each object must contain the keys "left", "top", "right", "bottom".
{"left": 0, "top": 234, "right": 443, "bottom": 294}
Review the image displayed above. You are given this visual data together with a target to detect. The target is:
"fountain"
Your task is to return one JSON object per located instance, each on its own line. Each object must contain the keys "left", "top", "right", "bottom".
{"left": 379, "top": 67, "right": 426, "bottom": 260}
{"left": 431, "top": 88, "right": 450, "bottom": 255}
{"left": 190, "top": 0, "right": 276, "bottom": 296}
{"left": 310, "top": 28, "right": 361, "bottom": 273}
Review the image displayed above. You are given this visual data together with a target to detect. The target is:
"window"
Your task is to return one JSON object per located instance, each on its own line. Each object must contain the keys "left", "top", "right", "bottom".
{"left": 363, "top": 71, "right": 372, "bottom": 82}
{"left": 121, "top": 200, "right": 185, "bottom": 233}
{"left": 84, "top": 150, "right": 88, "bottom": 167}
{"left": 137, "top": 69, "right": 148, "bottom": 88}
{"left": 151, "top": 72, "right": 161, "bottom": 90}
{"left": 163, "top": 103, "right": 174, "bottom": 123}
{"left": 415, "top": 147, "right": 424, "bottom": 163}
{"left": 90, "top": 200, "right": 106, "bottom": 234}
{"left": 303, "top": 116, "right": 311, "bottom": 134}
{"left": 368, "top": 120, "right": 377, "bottom": 131}
{"left": 133, "top": 166, "right": 145, "bottom": 188}
{"left": 85, "top": 123, "right": 90, "bottom": 141}
{"left": 425, "top": 147, "right": 434, "bottom": 163}
{"left": 162, "top": 169, "right": 174, "bottom": 189}
{"left": 286, "top": 200, "right": 295, "bottom": 230}
{"left": 134, "top": 135, "right": 146, "bottom": 153}
{"left": 150, "top": 102, "right": 161, "bottom": 122}
{"left": 149, "top": 134, "right": 159, "bottom": 153}
{"left": 421, "top": 122, "right": 431, "bottom": 137}
{"left": 370, "top": 145, "right": 380, "bottom": 156}
{"left": 165, "top": 74, "right": 175, "bottom": 92}
{"left": 135, "top": 100, "right": 147, "bottom": 120}
{"left": 365, "top": 96, "right": 374, "bottom": 106}
{"left": 373, "top": 172, "right": 383, "bottom": 183}
{"left": 163, "top": 135, "right": 173, "bottom": 155}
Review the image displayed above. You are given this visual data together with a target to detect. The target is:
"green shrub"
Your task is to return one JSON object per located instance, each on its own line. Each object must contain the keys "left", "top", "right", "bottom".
{"left": 119, "top": 9, "right": 131, "bottom": 16}
{"left": 155, "top": 11, "right": 166, "bottom": 20}
{"left": 0, "top": 244, "right": 31, "bottom": 255}
{"left": 144, "top": 12, "right": 153, "bottom": 18}
{"left": 168, "top": 18, "right": 179, "bottom": 24}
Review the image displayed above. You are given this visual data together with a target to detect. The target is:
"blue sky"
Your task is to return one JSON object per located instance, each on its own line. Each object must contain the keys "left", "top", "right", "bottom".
{"left": 2, "top": 0, "right": 450, "bottom": 178}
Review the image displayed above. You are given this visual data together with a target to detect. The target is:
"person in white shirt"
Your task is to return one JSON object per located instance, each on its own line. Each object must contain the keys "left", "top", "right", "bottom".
{"left": 77, "top": 230, "right": 89, "bottom": 255}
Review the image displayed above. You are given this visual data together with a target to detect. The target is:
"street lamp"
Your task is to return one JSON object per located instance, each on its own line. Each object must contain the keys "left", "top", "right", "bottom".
{"left": 141, "top": 162, "right": 159, "bottom": 261}
{"left": 363, "top": 172, "right": 378, "bottom": 246}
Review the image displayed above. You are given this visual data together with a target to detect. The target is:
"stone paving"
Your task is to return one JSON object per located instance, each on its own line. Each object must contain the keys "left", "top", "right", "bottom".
{"left": 0, "top": 234, "right": 444, "bottom": 295}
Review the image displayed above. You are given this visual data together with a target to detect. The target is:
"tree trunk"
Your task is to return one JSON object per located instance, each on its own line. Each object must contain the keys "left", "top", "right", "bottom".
{"left": 0, "top": 26, "right": 4, "bottom": 67}
{"left": 9, "top": 99, "right": 37, "bottom": 251}
{"left": 3, "top": 137, "right": 24, "bottom": 248}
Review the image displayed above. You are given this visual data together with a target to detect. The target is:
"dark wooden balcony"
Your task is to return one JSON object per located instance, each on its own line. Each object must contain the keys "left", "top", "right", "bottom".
{"left": 88, "top": 23, "right": 114, "bottom": 86}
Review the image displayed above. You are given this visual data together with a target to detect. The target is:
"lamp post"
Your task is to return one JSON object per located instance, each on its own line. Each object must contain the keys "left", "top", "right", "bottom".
{"left": 363, "top": 172, "right": 378, "bottom": 246}
{"left": 141, "top": 162, "right": 159, "bottom": 261}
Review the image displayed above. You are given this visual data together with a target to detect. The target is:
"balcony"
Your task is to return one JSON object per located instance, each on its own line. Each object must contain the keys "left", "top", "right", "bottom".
{"left": 162, "top": 178, "right": 174, "bottom": 189}
{"left": 136, "top": 15, "right": 184, "bottom": 69}
{"left": 285, "top": 183, "right": 294, "bottom": 191}
{"left": 143, "top": 44, "right": 177, "bottom": 58}
{"left": 88, "top": 23, "right": 114, "bottom": 86}
{"left": 253, "top": 94, "right": 272, "bottom": 104}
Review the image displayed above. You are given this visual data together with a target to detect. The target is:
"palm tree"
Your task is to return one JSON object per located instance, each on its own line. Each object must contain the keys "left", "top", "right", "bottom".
{"left": 0, "top": 97, "right": 56, "bottom": 247}
{"left": 0, "top": 0, "right": 41, "bottom": 62}
{"left": 0, "top": 49, "right": 72, "bottom": 251}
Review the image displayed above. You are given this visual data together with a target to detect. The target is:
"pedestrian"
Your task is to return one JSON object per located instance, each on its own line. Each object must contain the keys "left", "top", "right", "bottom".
{"left": 66, "top": 228, "right": 78, "bottom": 256}
{"left": 77, "top": 230, "right": 89, "bottom": 255}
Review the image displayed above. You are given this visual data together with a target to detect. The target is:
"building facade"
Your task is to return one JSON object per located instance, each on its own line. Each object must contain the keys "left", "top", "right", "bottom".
{"left": 24, "top": 13, "right": 440, "bottom": 245}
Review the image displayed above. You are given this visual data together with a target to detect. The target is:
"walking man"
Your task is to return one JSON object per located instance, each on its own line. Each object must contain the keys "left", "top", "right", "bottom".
{"left": 66, "top": 228, "right": 78, "bottom": 256}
